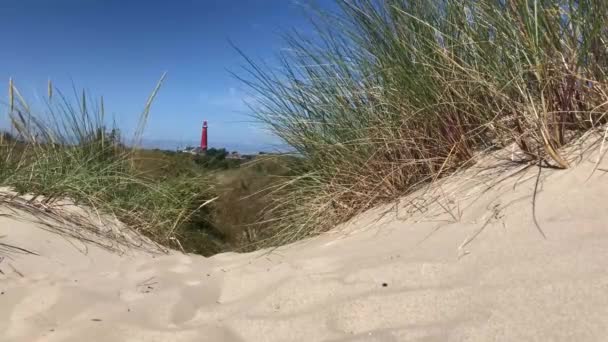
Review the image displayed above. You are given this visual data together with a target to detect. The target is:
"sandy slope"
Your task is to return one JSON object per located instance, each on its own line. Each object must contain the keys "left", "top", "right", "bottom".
{"left": 2, "top": 146, "right": 608, "bottom": 341}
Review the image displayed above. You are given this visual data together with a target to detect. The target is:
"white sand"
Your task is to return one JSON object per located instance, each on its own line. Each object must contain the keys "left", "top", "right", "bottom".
{"left": 2, "top": 146, "right": 608, "bottom": 341}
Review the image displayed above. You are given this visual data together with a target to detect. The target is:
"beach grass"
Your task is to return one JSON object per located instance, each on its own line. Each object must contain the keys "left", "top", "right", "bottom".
{"left": 238, "top": 0, "right": 608, "bottom": 246}
{"left": 4, "top": 0, "right": 608, "bottom": 255}
{"left": 0, "top": 76, "right": 224, "bottom": 254}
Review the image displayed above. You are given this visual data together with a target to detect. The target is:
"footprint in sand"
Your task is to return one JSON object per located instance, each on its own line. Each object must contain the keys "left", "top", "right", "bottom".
{"left": 7, "top": 284, "right": 60, "bottom": 338}
{"left": 170, "top": 279, "right": 223, "bottom": 325}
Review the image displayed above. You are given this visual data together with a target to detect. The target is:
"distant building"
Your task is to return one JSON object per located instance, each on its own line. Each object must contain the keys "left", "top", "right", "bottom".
{"left": 179, "top": 146, "right": 205, "bottom": 155}
{"left": 226, "top": 151, "right": 243, "bottom": 160}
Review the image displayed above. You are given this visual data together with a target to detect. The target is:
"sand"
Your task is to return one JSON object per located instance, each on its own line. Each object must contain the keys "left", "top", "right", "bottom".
{"left": 2, "top": 144, "right": 608, "bottom": 341}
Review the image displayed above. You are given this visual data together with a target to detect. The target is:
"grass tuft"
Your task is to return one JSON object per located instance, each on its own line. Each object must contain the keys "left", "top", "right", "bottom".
{"left": 239, "top": 0, "right": 608, "bottom": 246}
{"left": 0, "top": 77, "right": 221, "bottom": 255}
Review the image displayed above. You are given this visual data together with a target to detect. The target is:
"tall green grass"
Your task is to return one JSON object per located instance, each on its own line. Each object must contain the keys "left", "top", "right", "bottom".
{"left": 240, "top": 0, "right": 608, "bottom": 245}
{"left": 0, "top": 77, "right": 221, "bottom": 254}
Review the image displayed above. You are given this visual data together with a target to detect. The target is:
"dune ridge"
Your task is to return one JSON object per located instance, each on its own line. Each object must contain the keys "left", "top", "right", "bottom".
{"left": 2, "top": 144, "right": 608, "bottom": 342}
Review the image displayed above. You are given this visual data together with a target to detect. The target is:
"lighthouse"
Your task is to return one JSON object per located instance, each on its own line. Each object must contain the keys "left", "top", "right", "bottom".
{"left": 200, "top": 121, "right": 208, "bottom": 152}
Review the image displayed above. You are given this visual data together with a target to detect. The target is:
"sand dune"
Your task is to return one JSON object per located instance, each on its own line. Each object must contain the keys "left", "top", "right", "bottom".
{"left": 2, "top": 146, "right": 608, "bottom": 341}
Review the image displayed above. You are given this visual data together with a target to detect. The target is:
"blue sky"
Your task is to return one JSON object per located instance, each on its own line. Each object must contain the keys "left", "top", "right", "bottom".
{"left": 0, "top": 0, "right": 331, "bottom": 153}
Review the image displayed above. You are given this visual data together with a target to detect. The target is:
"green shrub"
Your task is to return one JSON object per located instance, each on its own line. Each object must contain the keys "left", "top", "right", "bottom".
{"left": 194, "top": 148, "right": 241, "bottom": 170}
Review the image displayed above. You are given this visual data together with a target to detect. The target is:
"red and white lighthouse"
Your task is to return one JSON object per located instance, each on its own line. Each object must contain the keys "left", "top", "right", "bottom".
{"left": 200, "top": 121, "right": 208, "bottom": 152}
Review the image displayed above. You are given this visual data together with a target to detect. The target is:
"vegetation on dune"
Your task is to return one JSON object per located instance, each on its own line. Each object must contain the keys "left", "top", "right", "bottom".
{"left": 0, "top": 77, "right": 223, "bottom": 254}
{"left": 127, "top": 148, "right": 298, "bottom": 254}
{"left": 238, "top": 0, "right": 608, "bottom": 246}
{"left": 208, "top": 155, "right": 303, "bottom": 251}
{"left": 0, "top": 78, "right": 296, "bottom": 255}
{"left": 4, "top": 0, "right": 608, "bottom": 256}
{"left": 193, "top": 148, "right": 242, "bottom": 170}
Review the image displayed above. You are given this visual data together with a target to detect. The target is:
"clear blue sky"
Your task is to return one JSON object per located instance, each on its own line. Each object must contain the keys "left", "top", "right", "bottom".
{"left": 0, "top": 0, "right": 331, "bottom": 153}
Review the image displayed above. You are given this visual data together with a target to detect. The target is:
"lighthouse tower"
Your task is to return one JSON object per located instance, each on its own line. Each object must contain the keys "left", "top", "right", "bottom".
{"left": 200, "top": 121, "right": 208, "bottom": 152}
